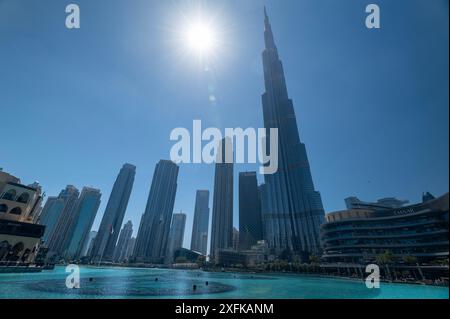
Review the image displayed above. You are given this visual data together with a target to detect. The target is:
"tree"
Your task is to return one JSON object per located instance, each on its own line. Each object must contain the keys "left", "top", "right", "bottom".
{"left": 279, "top": 248, "right": 292, "bottom": 262}
{"left": 375, "top": 250, "right": 396, "bottom": 281}
{"left": 402, "top": 255, "right": 417, "bottom": 265}
{"left": 175, "top": 256, "right": 188, "bottom": 264}
{"left": 196, "top": 255, "right": 206, "bottom": 267}
{"left": 376, "top": 250, "right": 395, "bottom": 264}
{"left": 309, "top": 255, "right": 320, "bottom": 265}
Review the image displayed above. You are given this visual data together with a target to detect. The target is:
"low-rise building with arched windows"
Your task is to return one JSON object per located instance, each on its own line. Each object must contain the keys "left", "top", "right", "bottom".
{"left": 0, "top": 169, "right": 45, "bottom": 271}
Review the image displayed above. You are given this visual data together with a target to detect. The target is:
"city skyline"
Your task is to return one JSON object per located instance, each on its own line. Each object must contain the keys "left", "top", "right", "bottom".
{"left": 1, "top": 0, "right": 448, "bottom": 250}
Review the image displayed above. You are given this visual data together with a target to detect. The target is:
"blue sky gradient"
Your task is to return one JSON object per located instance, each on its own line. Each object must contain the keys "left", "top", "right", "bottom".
{"left": 0, "top": 0, "right": 448, "bottom": 248}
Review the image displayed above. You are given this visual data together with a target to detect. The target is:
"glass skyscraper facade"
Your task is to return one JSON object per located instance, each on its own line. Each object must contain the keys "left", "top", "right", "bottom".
{"left": 65, "top": 187, "right": 101, "bottom": 260}
{"left": 260, "top": 9, "right": 325, "bottom": 255}
{"left": 133, "top": 160, "right": 179, "bottom": 263}
{"left": 38, "top": 196, "right": 64, "bottom": 243}
{"left": 166, "top": 212, "right": 186, "bottom": 263}
{"left": 190, "top": 190, "right": 210, "bottom": 256}
{"left": 210, "top": 138, "right": 234, "bottom": 262}
{"left": 239, "top": 171, "right": 263, "bottom": 250}
{"left": 46, "top": 185, "right": 80, "bottom": 259}
{"left": 113, "top": 220, "right": 133, "bottom": 262}
{"left": 90, "top": 163, "right": 136, "bottom": 262}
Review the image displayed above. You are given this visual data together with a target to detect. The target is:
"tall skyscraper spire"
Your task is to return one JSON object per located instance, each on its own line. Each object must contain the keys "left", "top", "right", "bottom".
{"left": 264, "top": 6, "right": 269, "bottom": 26}
{"left": 260, "top": 8, "right": 325, "bottom": 256}
{"left": 263, "top": 6, "right": 276, "bottom": 51}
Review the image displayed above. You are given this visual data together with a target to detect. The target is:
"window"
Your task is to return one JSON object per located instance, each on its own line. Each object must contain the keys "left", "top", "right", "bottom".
{"left": 16, "top": 192, "right": 30, "bottom": 204}
{"left": 0, "top": 204, "right": 7, "bottom": 213}
{"left": 0, "top": 240, "right": 10, "bottom": 261}
{"left": 9, "top": 207, "right": 22, "bottom": 215}
{"left": 1, "top": 189, "right": 16, "bottom": 201}
{"left": 20, "top": 249, "right": 31, "bottom": 263}
{"left": 7, "top": 242, "right": 24, "bottom": 262}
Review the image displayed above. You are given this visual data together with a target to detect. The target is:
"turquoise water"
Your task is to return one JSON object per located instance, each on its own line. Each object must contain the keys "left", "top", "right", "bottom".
{"left": 0, "top": 266, "right": 447, "bottom": 299}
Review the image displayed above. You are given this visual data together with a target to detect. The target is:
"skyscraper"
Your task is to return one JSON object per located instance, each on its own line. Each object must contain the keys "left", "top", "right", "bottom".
{"left": 166, "top": 212, "right": 186, "bottom": 263}
{"left": 113, "top": 220, "right": 133, "bottom": 262}
{"left": 232, "top": 227, "right": 239, "bottom": 251}
{"left": 210, "top": 137, "right": 234, "bottom": 262}
{"left": 90, "top": 163, "right": 136, "bottom": 262}
{"left": 65, "top": 187, "right": 102, "bottom": 260}
{"left": 190, "top": 190, "right": 210, "bottom": 255}
{"left": 126, "top": 237, "right": 136, "bottom": 260}
{"left": 84, "top": 231, "right": 97, "bottom": 257}
{"left": 38, "top": 196, "right": 65, "bottom": 243}
{"left": 133, "top": 160, "right": 179, "bottom": 263}
{"left": 260, "top": 8, "right": 325, "bottom": 255}
{"left": 239, "top": 172, "right": 263, "bottom": 250}
{"left": 46, "top": 185, "right": 80, "bottom": 258}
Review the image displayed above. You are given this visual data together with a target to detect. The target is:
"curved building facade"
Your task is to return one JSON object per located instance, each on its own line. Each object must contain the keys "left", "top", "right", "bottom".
{"left": 321, "top": 193, "right": 449, "bottom": 264}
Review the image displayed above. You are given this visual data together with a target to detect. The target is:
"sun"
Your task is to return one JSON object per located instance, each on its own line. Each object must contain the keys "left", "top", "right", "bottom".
{"left": 185, "top": 22, "right": 217, "bottom": 56}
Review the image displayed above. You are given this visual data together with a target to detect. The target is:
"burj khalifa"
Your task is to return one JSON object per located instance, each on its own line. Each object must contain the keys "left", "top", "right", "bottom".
{"left": 260, "top": 8, "right": 325, "bottom": 256}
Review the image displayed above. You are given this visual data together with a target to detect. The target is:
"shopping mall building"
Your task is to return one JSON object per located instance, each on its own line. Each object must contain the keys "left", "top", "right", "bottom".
{"left": 321, "top": 192, "right": 449, "bottom": 265}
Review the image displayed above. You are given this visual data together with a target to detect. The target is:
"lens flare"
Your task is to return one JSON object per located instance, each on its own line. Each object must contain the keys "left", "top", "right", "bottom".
{"left": 185, "top": 22, "right": 217, "bottom": 55}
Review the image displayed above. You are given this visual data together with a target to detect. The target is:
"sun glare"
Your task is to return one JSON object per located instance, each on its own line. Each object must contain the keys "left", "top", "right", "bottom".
{"left": 185, "top": 22, "right": 217, "bottom": 55}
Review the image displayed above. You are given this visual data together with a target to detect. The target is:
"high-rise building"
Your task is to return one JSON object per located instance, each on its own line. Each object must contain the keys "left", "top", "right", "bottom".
{"left": 113, "top": 220, "right": 133, "bottom": 262}
{"left": 239, "top": 172, "right": 263, "bottom": 250}
{"left": 166, "top": 212, "right": 186, "bottom": 263}
{"left": 90, "top": 164, "right": 136, "bottom": 262}
{"left": 126, "top": 237, "right": 136, "bottom": 260}
{"left": 46, "top": 185, "right": 80, "bottom": 258}
{"left": 65, "top": 187, "right": 101, "bottom": 260}
{"left": 210, "top": 138, "right": 234, "bottom": 262}
{"left": 259, "top": 8, "right": 325, "bottom": 254}
{"left": 134, "top": 160, "right": 179, "bottom": 263}
{"left": 84, "top": 231, "right": 97, "bottom": 258}
{"left": 190, "top": 190, "right": 210, "bottom": 255}
{"left": 232, "top": 227, "right": 239, "bottom": 251}
{"left": 39, "top": 196, "right": 65, "bottom": 243}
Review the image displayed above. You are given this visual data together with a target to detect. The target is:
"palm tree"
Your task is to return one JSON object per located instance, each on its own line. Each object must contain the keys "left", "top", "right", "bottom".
{"left": 309, "top": 255, "right": 320, "bottom": 265}
{"left": 375, "top": 250, "right": 395, "bottom": 281}
{"left": 196, "top": 255, "right": 206, "bottom": 268}
{"left": 402, "top": 255, "right": 417, "bottom": 264}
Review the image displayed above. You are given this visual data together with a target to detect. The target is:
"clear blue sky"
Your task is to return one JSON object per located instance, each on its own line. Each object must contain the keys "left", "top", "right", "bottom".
{"left": 1, "top": 0, "right": 448, "bottom": 249}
